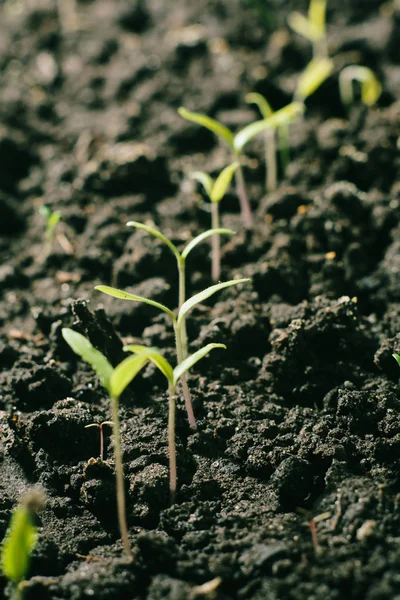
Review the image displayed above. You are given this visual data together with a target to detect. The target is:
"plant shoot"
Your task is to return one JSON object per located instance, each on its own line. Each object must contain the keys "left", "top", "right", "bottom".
{"left": 339, "top": 65, "right": 382, "bottom": 108}
{"left": 288, "top": 0, "right": 328, "bottom": 58}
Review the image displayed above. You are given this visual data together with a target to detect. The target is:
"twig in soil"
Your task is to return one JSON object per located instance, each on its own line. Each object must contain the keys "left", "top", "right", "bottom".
{"left": 122, "top": 343, "right": 225, "bottom": 502}
{"left": 288, "top": 0, "right": 328, "bottom": 59}
{"left": 189, "top": 576, "right": 222, "bottom": 598}
{"left": 339, "top": 65, "right": 382, "bottom": 110}
{"left": 299, "top": 508, "right": 330, "bottom": 557}
{"left": 96, "top": 276, "right": 250, "bottom": 430}
{"left": 330, "top": 488, "right": 343, "bottom": 531}
{"left": 188, "top": 163, "right": 239, "bottom": 281}
{"left": 85, "top": 421, "right": 113, "bottom": 461}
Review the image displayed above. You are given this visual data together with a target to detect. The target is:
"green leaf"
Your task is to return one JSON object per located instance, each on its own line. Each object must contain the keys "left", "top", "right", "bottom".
{"left": 393, "top": 353, "right": 400, "bottom": 368}
{"left": 295, "top": 58, "right": 334, "bottom": 101}
{"left": 309, "top": 0, "right": 326, "bottom": 35}
{"left": 126, "top": 221, "right": 181, "bottom": 262}
{"left": 182, "top": 228, "right": 236, "bottom": 259}
{"left": 287, "top": 11, "right": 322, "bottom": 42}
{"left": 62, "top": 328, "right": 113, "bottom": 392}
{"left": 210, "top": 162, "right": 240, "bottom": 203}
{"left": 339, "top": 65, "right": 382, "bottom": 107}
{"left": 109, "top": 354, "right": 148, "bottom": 399}
{"left": 178, "top": 107, "right": 234, "bottom": 149}
{"left": 173, "top": 343, "right": 226, "bottom": 385}
{"left": 124, "top": 345, "right": 174, "bottom": 385}
{"left": 95, "top": 285, "right": 176, "bottom": 321}
{"left": 233, "top": 103, "right": 304, "bottom": 153}
{"left": 177, "top": 278, "right": 251, "bottom": 324}
{"left": 245, "top": 93, "right": 274, "bottom": 119}
{"left": 189, "top": 171, "right": 214, "bottom": 198}
{"left": 1, "top": 506, "right": 37, "bottom": 582}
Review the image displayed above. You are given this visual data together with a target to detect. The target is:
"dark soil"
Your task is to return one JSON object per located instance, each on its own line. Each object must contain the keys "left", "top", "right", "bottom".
{"left": 1, "top": 0, "right": 400, "bottom": 598}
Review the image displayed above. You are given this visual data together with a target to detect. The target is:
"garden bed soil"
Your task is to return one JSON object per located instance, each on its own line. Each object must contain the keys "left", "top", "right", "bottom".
{"left": 1, "top": 0, "right": 400, "bottom": 598}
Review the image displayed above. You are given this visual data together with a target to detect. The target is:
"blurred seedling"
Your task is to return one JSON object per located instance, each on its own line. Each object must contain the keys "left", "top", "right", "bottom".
{"left": 1, "top": 487, "right": 45, "bottom": 600}
{"left": 288, "top": 0, "right": 328, "bottom": 58}
{"left": 62, "top": 327, "right": 155, "bottom": 558}
{"left": 339, "top": 65, "right": 382, "bottom": 110}
{"left": 39, "top": 205, "right": 73, "bottom": 261}
{"left": 85, "top": 421, "right": 113, "bottom": 461}
{"left": 188, "top": 162, "right": 239, "bottom": 281}
{"left": 179, "top": 104, "right": 303, "bottom": 227}
{"left": 123, "top": 343, "right": 225, "bottom": 502}
{"left": 95, "top": 277, "right": 250, "bottom": 430}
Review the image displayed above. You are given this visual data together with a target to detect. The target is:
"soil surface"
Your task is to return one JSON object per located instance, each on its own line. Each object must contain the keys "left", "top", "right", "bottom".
{"left": 1, "top": 0, "right": 400, "bottom": 598}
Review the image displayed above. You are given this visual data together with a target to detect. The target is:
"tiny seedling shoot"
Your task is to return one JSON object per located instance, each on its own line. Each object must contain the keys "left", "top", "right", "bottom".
{"left": 188, "top": 162, "right": 239, "bottom": 281}
{"left": 1, "top": 487, "right": 45, "bottom": 600}
{"left": 178, "top": 103, "right": 303, "bottom": 228}
{"left": 39, "top": 205, "right": 62, "bottom": 260}
{"left": 96, "top": 267, "right": 249, "bottom": 431}
{"left": 288, "top": 0, "right": 328, "bottom": 59}
{"left": 62, "top": 327, "right": 154, "bottom": 558}
{"left": 338, "top": 65, "right": 382, "bottom": 109}
{"left": 123, "top": 343, "right": 225, "bottom": 502}
{"left": 85, "top": 421, "right": 113, "bottom": 461}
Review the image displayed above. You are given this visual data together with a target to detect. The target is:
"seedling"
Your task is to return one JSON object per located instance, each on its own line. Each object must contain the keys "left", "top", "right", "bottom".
{"left": 123, "top": 343, "right": 225, "bottom": 501}
{"left": 188, "top": 162, "right": 239, "bottom": 281}
{"left": 39, "top": 205, "right": 62, "bottom": 260}
{"left": 95, "top": 277, "right": 250, "bottom": 430}
{"left": 62, "top": 327, "right": 155, "bottom": 558}
{"left": 85, "top": 421, "right": 113, "bottom": 461}
{"left": 1, "top": 487, "right": 45, "bottom": 600}
{"left": 295, "top": 57, "right": 334, "bottom": 103}
{"left": 179, "top": 104, "right": 303, "bottom": 227}
{"left": 339, "top": 65, "right": 382, "bottom": 109}
{"left": 288, "top": 0, "right": 328, "bottom": 58}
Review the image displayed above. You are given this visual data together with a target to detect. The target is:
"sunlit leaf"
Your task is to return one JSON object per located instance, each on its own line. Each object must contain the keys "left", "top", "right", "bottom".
{"left": 126, "top": 221, "right": 181, "bottom": 262}
{"left": 393, "top": 353, "right": 400, "bottom": 368}
{"left": 95, "top": 285, "right": 175, "bottom": 321}
{"left": 295, "top": 58, "right": 334, "bottom": 101}
{"left": 124, "top": 344, "right": 174, "bottom": 384}
{"left": 62, "top": 328, "right": 113, "bottom": 392}
{"left": 245, "top": 93, "right": 274, "bottom": 119}
{"left": 110, "top": 354, "right": 148, "bottom": 399}
{"left": 182, "top": 228, "right": 236, "bottom": 259}
{"left": 173, "top": 343, "right": 226, "bottom": 385}
{"left": 178, "top": 107, "right": 234, "bottom": 149}
{"left": 210, "top": 162, "right": 240, "bottom": 204}
{"left": 189, "top": 171, "right": 214, "bottom": 198}
{"left": 1, "top": 506, "right": 38, "bottom": 582}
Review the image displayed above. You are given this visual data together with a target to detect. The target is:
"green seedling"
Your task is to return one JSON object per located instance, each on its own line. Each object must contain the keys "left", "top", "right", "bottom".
{"left": 245, "top": 93, "right": 277, "bottom": 192}
{"left": 188, "top": 162, "right": 239, "bottom": 281}
{"left": 393, "top": 353, "right": 400, "bottom": 368}
{"left": 339, "top": 65, "right": 382, "bottom": 109}
{"left": 1, "top": 487, "right": 45, "bottom": 600}
{"left": 95, "top": 278, "right": 250, "bottom": 430}
{"left": 179, "top": 104, "right": 303, "bottom": 226}
{"left": 39, "top": 205, "right": 62, "bottom": 260}
{"left": 295, "top": 57, "right": 334, "bottom": 103}
{"left": 288, "top": 0, "right": 328, "bottom": 58}
{"left": 62, "top": 327, "right": 155, "bottom": 558}
{"left": 123, "top": 343, "right": 225, "bottom": 502}
{"left": 85, "top": 421, "right": 113, "bottom": 461}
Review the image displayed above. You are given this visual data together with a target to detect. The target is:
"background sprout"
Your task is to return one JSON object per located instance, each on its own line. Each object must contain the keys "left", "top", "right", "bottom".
{"left": 62, "top": 328, "right": 152, "bottom": 558}
{"left": 339, "top": 65, "right": 382, "bottom": 109}
{"left": 39, "top": 205, "right": 62, "bottom": 260}
{"left": 124, "top": 343, "right": 225, "bottom": 502}
{"left": 245, "top": 93, "right": 277, "bottom": 192}
{"left": 188, "top": 162, "right": 239, "bottom": 281}
{"left": 1, "top": 487, "right": 45, "bottom": 600}
{"left": 288, "top": 0, "right": 327, "bottom": 58}
{"left": 85, "top": 421, "right": 113, "bottom": 461}
{"left": 95, "top": 278, "right": 251, "bottom": 430}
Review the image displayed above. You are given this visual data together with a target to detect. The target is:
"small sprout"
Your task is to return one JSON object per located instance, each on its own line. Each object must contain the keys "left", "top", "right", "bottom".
{"left": 85, "top": 421, "right": 113, "bottom": 461}
{"left": 295, "top": 57, "right": 334, "bottom": 103}
{"left": 95, "top": 277, "right": 251, "bottom": 430}
{"left": 39, "top": 205, "right": 62, "bottom": 260}
{"left": 62, "top": 328, "right": 152, "bottom": 558}
{"left": 392, "top": 353, "right": 400, "bottom": 367}
{"left": 124, "top": 343, "right": 225, "bottom": 502}
{"left": 1, "top": 487, "right": 45, "bottom": 599}
{"left": 339, "top": 65, "right": 382, "bottom": 109}
{"left": 288, "top": 0, "right": 328, "bottom": 58}
{"left": 189, "top": 162, "right": 239, "bottom": 281}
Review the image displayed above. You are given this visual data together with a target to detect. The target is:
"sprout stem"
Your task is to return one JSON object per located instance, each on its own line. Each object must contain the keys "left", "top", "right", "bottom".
{"left": 211, "top": 203, "right": 221, "bottom": 282}
{"left": 278, "top": 124, "right": 290, "bottom": 176}
{"left": 235, "top": 164, "right": 253, "bottom": 229}
{"left": 266, "top": 129, "right": 277, "bottom": 192}
{"left": 168, "top": 385, "right": 177, "bottom": 503}
{"left": 174, "top": 322, "right": 197, "bottom": 430}
{"left": 111, "top": 396, "right": 131, "bottom": 558}
{"left": 177, "top": 259, "right": 189, "bottom": 359}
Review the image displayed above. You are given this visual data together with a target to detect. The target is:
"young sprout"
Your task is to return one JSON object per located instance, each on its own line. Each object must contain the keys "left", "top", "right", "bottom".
{"left": 1, "top": 487, "right": 45, "bottom": 600}
{"left": 178, "top": 104, "right": 303, "bottom": 227}
{"left": 62, "top": 328, "right": 154, "bottom": 558}
{"left": 85, "top": 421, "right": 113, "bottom": 461}
{"left": 95, "top": 278, "right": 250, "bottom": 430}
{"left": 288, "top": 0, "right": 328, "bottom": 58}
{"left": 188, "top": 162, "right": 239, "bottom": 281}
{"left": 338, "top": 65, "right": 382, "bottom": 109}
{"left": 39, "top": 205, "right": 62, "bottom": 260}
{"left": 123, "top": 343, "right": 225, "bottom": 502}
{"left": 294, "top": 57, "right": 334, "bottom": 104}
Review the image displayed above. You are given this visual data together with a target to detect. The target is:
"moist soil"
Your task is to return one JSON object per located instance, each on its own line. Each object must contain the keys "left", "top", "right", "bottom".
{"left": 1, "top": 0, "right": 400, "bottom": 598}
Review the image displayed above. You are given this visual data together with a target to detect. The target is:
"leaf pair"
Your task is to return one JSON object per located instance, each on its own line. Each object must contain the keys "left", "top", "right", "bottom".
{"left": 189, "top": 162, "right": 239, "bottom": 204}
{"left": 288, "top": 0, "right": 326, "bottom": 43}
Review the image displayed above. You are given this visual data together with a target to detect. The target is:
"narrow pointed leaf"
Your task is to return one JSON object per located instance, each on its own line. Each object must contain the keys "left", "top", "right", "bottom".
{"left": 245, "top": 93, "right": 274, "bottom": 119}
{"left": 110, "top": 354, "right": 148, "bottom": 399}
{"left": 173, "top": 343, "right": 226, "bottom": 385}
{"left": 177, "top": 278, "right": 251, "bottom": 324}
{"left": 309, "top": 0, "right": 326, "bottom": 35}
{"left": 393, "top": 353, "right": 400, "bottom": 367}
{"left": 182, "top": 228, "right": 236, "bottom": 259}
{"left": 178, "top": 107, "right": 234, "bottom": 149}
{"left": 124, "top": 344, "right": 174, "bottom": 384}
{"left": 234, "top": 103, "right": 304, "bottom": 153}
{"left": 62, "top": 328, "right": 113, "bottom": 392}
{"left": 95, "top": 285, "right": 175, "bottom": 321}
{"left": 210, "top": 162, "right": 240, "bottom": 203}
{"left": 126, "top": 221, "right": 181, "bottom": 262}
{"left": 295, "top": 58, "right": 334, "bottom": 101}
{"left": 1, "top": 506, "right": 37, "bottom": 582}
{"left": 189, "top": 171, "right": 214, "bottom": 198}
